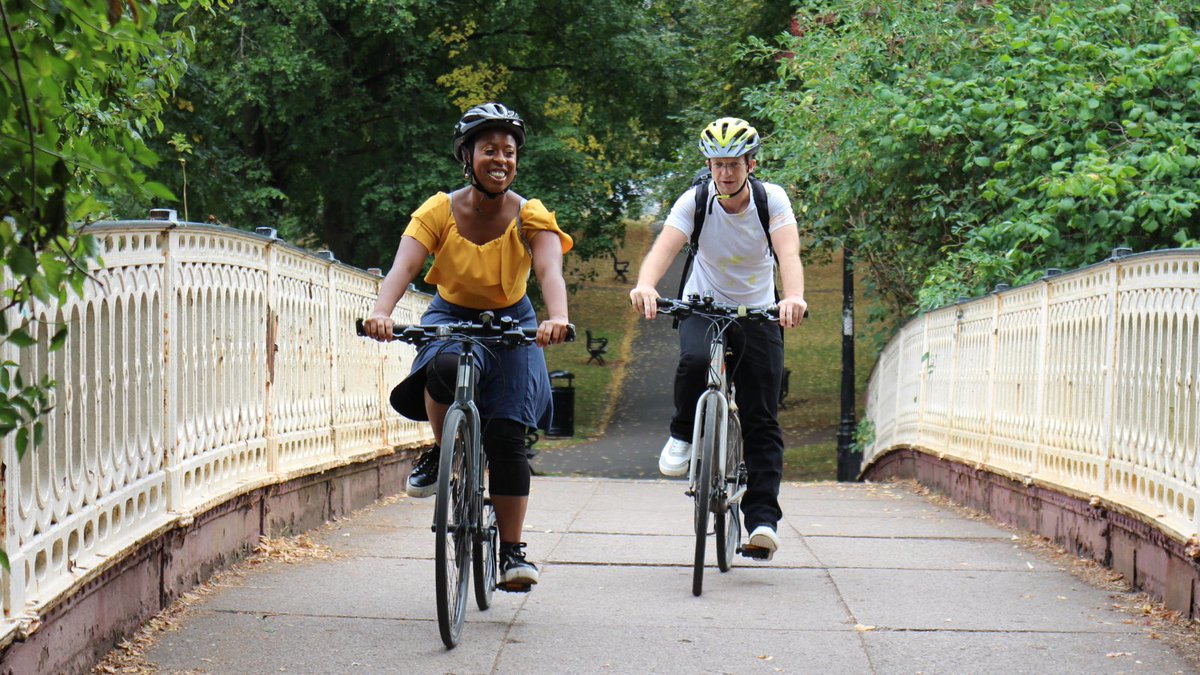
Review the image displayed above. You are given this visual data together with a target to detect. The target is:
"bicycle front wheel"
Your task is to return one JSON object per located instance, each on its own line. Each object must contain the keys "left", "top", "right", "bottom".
{"left": 435, "top": 408, "right": 472, "bottom": 649}
{"left": 693, "top": 396, "right": 719, "bottom": 596}
{"left": 716, "top": 411, "right": 744, "bottom": 572}
{"left": 473, "top": 498, "right": 498, "bottom": 610}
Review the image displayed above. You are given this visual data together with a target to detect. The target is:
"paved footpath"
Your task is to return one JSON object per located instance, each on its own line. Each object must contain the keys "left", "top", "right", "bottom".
{"left": 143, "top": 477, "right": 1192, "bottom": 674}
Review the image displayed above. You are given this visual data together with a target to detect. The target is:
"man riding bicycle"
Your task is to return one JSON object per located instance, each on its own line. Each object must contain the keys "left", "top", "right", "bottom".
{"left": 629, "top": 117, "right": 807, "bottom": 559}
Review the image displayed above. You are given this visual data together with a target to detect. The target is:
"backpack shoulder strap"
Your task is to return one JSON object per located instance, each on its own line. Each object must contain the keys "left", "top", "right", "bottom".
{"left": 691, "top": 180, "right": 709, "bottom": 252}
{"left": 749, "top": 176, "right": 775, "bottom": 260}
{"left": 675, "top": 182, "right": 708, "bottom": 302}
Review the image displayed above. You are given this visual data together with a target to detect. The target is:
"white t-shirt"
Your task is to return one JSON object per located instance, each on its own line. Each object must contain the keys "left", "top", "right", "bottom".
{"left": 663, "top": 180, "right": 797, "bottom": 307}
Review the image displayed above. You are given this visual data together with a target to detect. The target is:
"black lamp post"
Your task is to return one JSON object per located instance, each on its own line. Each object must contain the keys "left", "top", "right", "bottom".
{"left": 836, "top": 245, "right": 860, "bottom": 481}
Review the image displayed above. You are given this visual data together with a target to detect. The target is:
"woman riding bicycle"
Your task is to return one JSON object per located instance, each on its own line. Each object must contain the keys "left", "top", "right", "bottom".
{"left": 362, "top": 102, "right": 572, "bottom": 591}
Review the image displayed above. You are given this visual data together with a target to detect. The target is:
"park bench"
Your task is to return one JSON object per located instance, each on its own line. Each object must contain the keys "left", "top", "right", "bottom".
{"left": 586, "top": 330, "right": 608, "bottom": 365}
{"left": 611, "top": 252, "right": 630, "bottom": 283}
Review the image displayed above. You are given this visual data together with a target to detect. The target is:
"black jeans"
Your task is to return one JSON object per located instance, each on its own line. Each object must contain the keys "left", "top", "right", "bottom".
{"left": 670, "top": 315, "right": 784, "bottom": 531}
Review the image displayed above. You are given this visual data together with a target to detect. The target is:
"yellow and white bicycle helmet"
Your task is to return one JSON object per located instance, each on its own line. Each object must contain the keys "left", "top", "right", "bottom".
{"left": 698, "top": 117, "right": 760, "bottom": 158}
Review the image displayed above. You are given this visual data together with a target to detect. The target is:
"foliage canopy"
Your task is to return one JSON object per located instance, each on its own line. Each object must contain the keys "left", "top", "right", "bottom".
{"left": 751, "top": 1, "right": 1200, "bottom": 315}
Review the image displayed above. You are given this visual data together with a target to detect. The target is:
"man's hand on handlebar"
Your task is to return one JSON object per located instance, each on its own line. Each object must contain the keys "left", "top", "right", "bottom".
{"left": 629, "top": 284, "right": 661, "bottom": 320}
{"left": 777, "top": 296, "right": 808, "bottom": 329}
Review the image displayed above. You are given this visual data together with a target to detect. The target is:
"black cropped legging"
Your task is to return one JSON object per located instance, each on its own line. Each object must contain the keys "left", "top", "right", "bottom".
{"left": 423, "top": 354, "right": 531, "bottom": 497}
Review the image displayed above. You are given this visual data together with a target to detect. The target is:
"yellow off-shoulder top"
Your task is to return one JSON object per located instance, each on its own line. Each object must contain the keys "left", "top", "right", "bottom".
{"left": 403, "top": 192, "right": 573, "bottom": 309}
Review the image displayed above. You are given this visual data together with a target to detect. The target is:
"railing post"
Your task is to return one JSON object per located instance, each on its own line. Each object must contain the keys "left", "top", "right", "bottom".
{"left": 163, "top": 228, "right": 181, "bottom": 511}
{"left": 947, "top": 305, "right": 962, "bottom": 457}
{"left": 327, "top": 261, "right": 340, "bottom": 457}
{"left": 916, "top": 315, "right": 930, "bottom": 442}
{"left": 1032, "top": 281, "right": 1051, "bottom": 479}
{"left": 983, "top": 293, "right": 1000, "bottom": 466}
{"left": 1, "top": 275, "right": 20, "bottom": 621}
{"left": 1101, "top": 262, "right": 1120, "bottom": 495}
{"left": 264, "top": 243, "right": 278, "bottom": 475}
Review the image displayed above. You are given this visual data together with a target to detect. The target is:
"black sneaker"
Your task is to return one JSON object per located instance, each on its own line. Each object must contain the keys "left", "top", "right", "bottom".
{"left": 498, "top": 542, "right": 539, "bottom": 592}
{"left": 406, "top": 448, "right": 439, "bottom": 498}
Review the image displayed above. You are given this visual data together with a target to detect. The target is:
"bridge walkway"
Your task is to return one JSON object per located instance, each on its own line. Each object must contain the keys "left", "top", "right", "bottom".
{"left": 137, "top": 477, "right": 1191, "bottom": 673}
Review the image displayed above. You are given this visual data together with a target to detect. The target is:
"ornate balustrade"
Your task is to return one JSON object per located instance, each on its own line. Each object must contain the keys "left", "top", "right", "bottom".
{"left": 0, "top": 221, "right": 431, "bottom": 646}
{"left": 864, "top": 249, "right": 1200, "bottom": 546}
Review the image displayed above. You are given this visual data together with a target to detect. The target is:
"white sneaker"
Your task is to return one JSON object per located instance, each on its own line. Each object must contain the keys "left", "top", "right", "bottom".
{"left": 658, "top": 436, "right": 692, "bottom": 476}
{"left": 747, "top": 525, "right": 780, "bottom": 560}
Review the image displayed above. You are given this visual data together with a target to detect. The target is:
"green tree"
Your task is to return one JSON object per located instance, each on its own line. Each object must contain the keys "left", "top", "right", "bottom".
{"left": 122, "top": 1, "right": 688, "bottom": 269}
{"left": 750, "top": 1, "right": 1199, "bottom": 318}
{"left": 117, "top": 1, "right": 797, "bottom": 272}
{"left": 1, "top": 0, "right": 209, "bottom": 498}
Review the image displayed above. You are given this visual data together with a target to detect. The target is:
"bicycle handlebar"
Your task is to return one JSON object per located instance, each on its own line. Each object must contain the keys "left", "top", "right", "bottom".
{"left": 655, "top": 295, "right": 793, "bottom": 323}
{"left": 355, "top": 313, "right": 576, "bottom": 348}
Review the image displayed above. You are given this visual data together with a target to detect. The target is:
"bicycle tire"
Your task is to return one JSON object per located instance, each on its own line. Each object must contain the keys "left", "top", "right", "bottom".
{"left": 473, "top": 498, "right": 497, "bottom": 610}
{"left": 716, "top": 412, "right": 744, "bottom": 572}
{"left": 435, "top": 408, "right": 472, "bottom": 649}
{"left": 693, "top": 396, "right": 719, "bottom": 596}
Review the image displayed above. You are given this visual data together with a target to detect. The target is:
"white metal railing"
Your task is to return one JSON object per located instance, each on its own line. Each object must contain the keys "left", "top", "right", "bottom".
{"left": 0, "top": 221, "right": 431, "bottom": 639}
{"left": 864, "top": 249, "right": 1200, "bottom": 543}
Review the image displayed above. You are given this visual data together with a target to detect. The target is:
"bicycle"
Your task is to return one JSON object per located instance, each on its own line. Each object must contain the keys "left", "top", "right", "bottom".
{"left": 655, "top": 293, "right": 782, "bottom": 596}
{"left": 356, "top": 313, "right": 573, "bottom": 648}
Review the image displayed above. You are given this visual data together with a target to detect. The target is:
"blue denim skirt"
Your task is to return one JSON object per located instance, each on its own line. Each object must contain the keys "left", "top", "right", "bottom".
{"left": 389, "top": 294, "right": 552, "bottom": 430}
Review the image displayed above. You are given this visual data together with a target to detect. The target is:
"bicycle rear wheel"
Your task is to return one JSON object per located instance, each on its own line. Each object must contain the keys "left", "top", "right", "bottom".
{"left": 473, "top": 497, "right": 498, "bottom": 610}
{"left": 716, "top": 412, "right": 744, "bottom": 572}
{"left": 693, "top": 397, "right": 719, "bottom": 596}
{"left": 435, "top": 408, "right": 472, "bottom": 649}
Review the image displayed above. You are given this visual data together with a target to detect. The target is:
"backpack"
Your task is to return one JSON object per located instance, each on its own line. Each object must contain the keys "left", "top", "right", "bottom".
{"left": 674, "top": 169, "right": 776, "bottom": 303}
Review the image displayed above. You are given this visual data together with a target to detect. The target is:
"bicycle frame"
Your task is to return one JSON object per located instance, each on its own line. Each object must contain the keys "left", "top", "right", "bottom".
{"left": 691, "top": 341, "right": 734, "bottom": 499}
{"left": 687, "top": 338, "right": 746, "bottom": 508}
{"left": 446, "top": 343, "right": 483, "bottom": 533}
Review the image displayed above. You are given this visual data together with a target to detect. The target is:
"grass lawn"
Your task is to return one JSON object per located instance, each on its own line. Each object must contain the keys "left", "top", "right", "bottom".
{"left": 778, "top": 250, "right": 882, "bottom": 481}
{"left": 538, "top": 220, "right": 653, "bottom": 447}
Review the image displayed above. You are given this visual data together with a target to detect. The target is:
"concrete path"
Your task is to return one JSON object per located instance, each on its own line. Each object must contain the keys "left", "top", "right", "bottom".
{"left": 143, "top": 477, "right": 1192, "bottom": 674}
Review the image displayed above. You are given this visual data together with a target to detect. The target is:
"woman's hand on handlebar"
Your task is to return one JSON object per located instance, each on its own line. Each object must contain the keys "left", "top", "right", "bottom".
{"left": 777, "top": 296, "right": 808, "bottom": 329}
{"left": 536, "top": 317, "right": 571, "bottom": 347}
{"left": 362, "top": 314, "right": 395, "bottom": 342}
{"left": 629, "top": 284, "right": 660, "bottom": 320}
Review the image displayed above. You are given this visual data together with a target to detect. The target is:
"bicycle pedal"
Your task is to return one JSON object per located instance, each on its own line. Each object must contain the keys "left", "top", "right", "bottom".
{"left": 737, "top": 545, "right": 772, "bottom": 561}
{"left": 497, "top": 582, "right": 533, "bottom": 594}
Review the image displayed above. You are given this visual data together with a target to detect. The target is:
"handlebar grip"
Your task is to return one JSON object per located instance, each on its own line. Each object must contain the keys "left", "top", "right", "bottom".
{"left": 355, "top": 318, "right": 366, "bottom": 336}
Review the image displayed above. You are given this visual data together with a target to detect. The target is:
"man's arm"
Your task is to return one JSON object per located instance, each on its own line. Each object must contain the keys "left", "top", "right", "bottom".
{"left": 629, "top": 226, "right": 689, "bottom": 320}
{"left": 770, "top": 224, "right": 808, "bottom": 329}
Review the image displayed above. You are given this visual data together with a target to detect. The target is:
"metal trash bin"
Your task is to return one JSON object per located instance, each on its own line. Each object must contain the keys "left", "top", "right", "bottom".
{"left": 547, "top": 370, "right": 575, "bottom": 437}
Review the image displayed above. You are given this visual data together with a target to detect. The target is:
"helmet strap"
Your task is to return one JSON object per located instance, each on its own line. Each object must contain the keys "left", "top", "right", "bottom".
{"left": 715, "top": 176, "right": 749, "bottom": 201}
{"left": 461, "top": 149, "right": 510, "bottom": 200}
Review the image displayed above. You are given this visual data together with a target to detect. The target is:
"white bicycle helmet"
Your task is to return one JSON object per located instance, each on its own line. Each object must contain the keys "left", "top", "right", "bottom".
{"left": 698, "top": 117, "right": 760, "bottom": 158}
